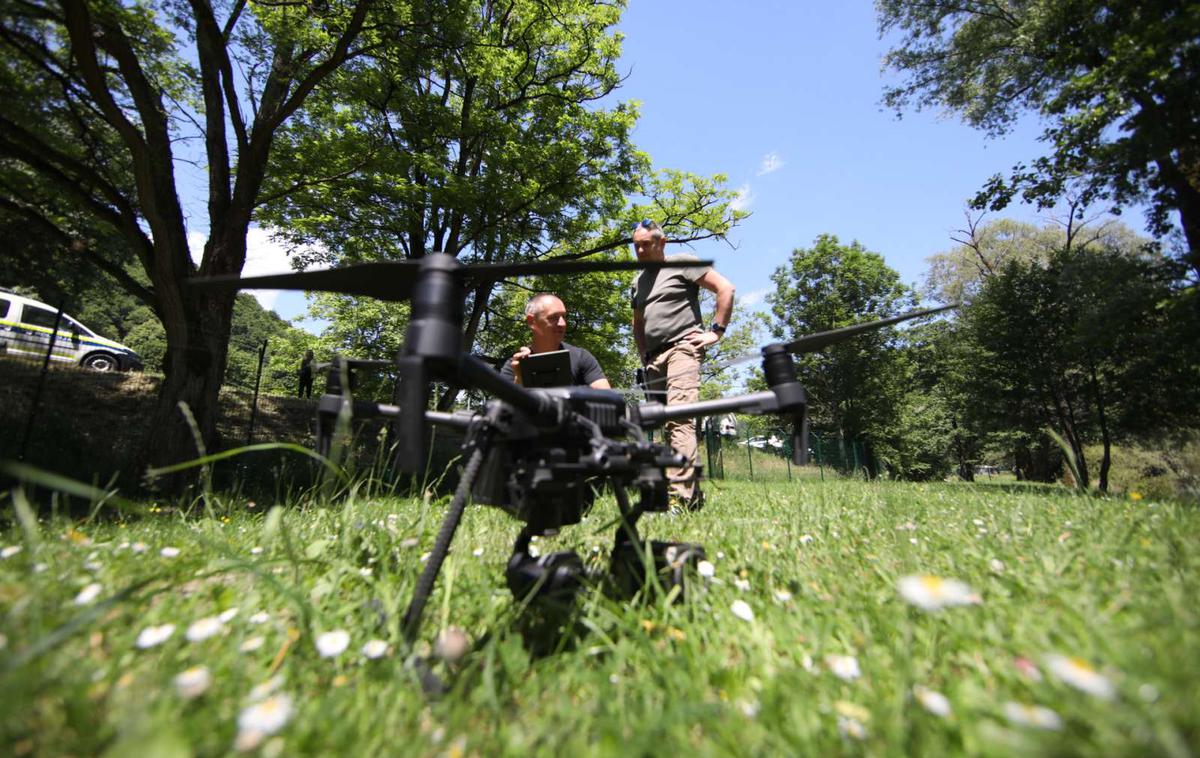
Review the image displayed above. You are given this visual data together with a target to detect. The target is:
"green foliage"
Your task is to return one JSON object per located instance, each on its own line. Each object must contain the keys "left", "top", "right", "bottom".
{"left": 878, "top": 0, "right": 1200, "bottom": 273}
{"left": 766, "top": 234, "right": 927, "bottom": 477}
{"left": 957, "top": 240, "right": 1200, "bottom": 490}
{"left": 922, "top": 216, "right": 1152, "bottom": 305}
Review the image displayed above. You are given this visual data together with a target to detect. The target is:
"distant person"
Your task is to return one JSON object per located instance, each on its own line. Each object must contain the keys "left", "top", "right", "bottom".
{"left": 298, "top": 349, "right": 314, "bottom": 398}
{"left": 500, "top": 293, "right": 610, "bottom": 389}
{"left": 631, "top": 219, "right": 735, "bottom": 511}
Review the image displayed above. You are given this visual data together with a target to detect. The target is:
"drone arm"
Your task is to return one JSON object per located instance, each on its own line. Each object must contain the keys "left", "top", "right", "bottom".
{"left": 457, "top": 353, "right": 562, "bottom": 422}
{"left": 637, "top": 391, "right": 781, "bottom": 426}
{"left": 637, "top": 346, "right": 811, "bottom": 465}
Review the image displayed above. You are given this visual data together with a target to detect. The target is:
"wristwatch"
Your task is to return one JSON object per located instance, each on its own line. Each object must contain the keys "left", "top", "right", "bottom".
{"left": 710, "top": 322, "right": 727, "bottom": 335}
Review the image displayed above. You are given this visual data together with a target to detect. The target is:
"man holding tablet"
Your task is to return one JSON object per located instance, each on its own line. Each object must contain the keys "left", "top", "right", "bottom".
{"left": 500, "top": 293, "right": 611, "bottom": 389}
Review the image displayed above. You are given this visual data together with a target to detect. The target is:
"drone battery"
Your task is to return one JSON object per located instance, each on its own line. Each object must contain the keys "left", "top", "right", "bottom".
{"left": 506, "top": 550, "right": 586, "bottom": 601}
{"left": 609, "top": 540, "right": 707, "bottom": 600}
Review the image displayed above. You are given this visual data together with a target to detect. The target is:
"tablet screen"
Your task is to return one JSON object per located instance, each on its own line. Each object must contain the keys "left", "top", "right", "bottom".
{"left": 521, "top": 349, "right": 572, "bottom": 388}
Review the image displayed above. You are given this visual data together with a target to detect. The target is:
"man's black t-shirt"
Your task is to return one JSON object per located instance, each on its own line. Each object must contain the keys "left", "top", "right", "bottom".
{"left": 499, "top": 341, "right": 606, "bottom": 387}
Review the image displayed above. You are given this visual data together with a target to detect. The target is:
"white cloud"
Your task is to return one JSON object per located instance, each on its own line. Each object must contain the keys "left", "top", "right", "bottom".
{"left": 757, "top": 152, "right": 784, "bottom": 176}
{"left": 740, "top": 288, "right": 770, "bottom": 307}
{"left": 187, "top": 227, "right": 309, "bottom": 311}
{"left": 729, "top": 184, "right": 754, "bottom": 212}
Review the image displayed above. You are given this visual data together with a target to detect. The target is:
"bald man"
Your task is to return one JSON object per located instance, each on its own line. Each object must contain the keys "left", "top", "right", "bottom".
{"left": 499, "top": 293, "right": 611, "bottom": 389}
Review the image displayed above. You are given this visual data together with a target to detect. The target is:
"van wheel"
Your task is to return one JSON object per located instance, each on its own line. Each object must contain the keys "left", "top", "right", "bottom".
{"left": 83, "top": 353, "right": 118, "bottom": 372}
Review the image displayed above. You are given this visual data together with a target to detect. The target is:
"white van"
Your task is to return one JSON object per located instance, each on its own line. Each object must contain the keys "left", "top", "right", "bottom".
{"left": 0, "top": 290, "right": 144, "bottom": 372}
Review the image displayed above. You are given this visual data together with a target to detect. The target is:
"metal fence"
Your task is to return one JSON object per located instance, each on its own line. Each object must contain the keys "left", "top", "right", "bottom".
{"left": 699, "top": 421, "right": 876, "bottom": 483}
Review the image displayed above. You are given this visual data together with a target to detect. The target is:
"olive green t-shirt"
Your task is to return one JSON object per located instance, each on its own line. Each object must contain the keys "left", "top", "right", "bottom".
{"left": 631, "top": 254, "right": 712, "bottom": 354}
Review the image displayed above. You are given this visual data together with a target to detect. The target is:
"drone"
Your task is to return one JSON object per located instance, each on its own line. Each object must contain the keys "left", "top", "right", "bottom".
{"left": 192, "top": 254, "right": 953, "bottom": 647}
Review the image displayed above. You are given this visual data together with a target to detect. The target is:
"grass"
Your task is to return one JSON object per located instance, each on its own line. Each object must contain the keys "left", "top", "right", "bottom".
{"left": 1, "top": 476, "right": 1197, "bottom": 756}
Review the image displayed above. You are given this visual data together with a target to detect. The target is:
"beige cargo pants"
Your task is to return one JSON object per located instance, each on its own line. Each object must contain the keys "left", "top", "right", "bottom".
{"left": 645, "top": 340, "right": 703, "bottom": 506}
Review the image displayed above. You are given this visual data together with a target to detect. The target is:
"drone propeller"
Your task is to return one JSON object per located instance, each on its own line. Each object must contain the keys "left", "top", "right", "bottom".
{"left": 188, "top": 258, "right": 713, "bottom": 300}
{"left": 716, "top": 303, "right": 958, "bottom": 371}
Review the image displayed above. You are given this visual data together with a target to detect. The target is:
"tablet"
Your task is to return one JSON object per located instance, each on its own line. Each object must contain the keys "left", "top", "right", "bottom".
{"left": 521, "top": 349, "right": 572, "bottom": 388}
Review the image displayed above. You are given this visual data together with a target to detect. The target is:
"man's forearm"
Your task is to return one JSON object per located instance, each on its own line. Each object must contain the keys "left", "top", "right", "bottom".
{"left": 715, "top": 285, "right": 735, "bottom": 326}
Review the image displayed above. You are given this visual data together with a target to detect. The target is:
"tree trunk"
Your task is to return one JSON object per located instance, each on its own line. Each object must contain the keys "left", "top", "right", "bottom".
{"left": 1088, "top": 359, "right": 1113, "bottom": 493}
{"left": 951, "top": 416, "right": 974, "bottom": 481}
{"left": 435, "top": 282, "right": 494, "bottom": 412}
{"left": 1154, "top": 155, "right": 1200, "bottom": 281}
{"left": 142, "top": 290, "right": 235, "bottom": 477}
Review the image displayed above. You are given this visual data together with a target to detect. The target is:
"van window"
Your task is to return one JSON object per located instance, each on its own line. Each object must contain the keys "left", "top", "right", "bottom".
{"left": 21, "top": 306, "right": 64, "bottom": 330}
{"left": 0, "top": 297, "right": 10, "bottom": 319}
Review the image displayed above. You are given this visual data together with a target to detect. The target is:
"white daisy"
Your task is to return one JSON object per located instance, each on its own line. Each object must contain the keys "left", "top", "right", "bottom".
{"left": 136, "top": 624, "right": 176, "bottom": 648}
{"left": 1, "top": 545, "right": 23, "bottom": 559}
{"left": 218, "top": 607, "right": 240, "bottom": 623}
{"left": 361, "top": 639, "right": 390, "bottom": 659}
{"left": 798, "top": 535, "right": 814, "bottom": 545}
{"left": 250, "top": 547, "right": 263, "bottom": 555}
{"left": 358, "top": 567, "right": 373, "bottom": 578}
{"left": 74, "top": 582, "right": 102, "bottom": 605}
{"left": 913, "top": 686, "right": 952, "bottom": 717}
{"left": 33, "top": 563, "right": 47, "bottom": 574}
{"left": 248, "top": 611, "right": 271, "bottom": 625}
{"left": 174, "top": 666, "right": 212, "bottom": 699}
{"left": 160, "top": 546, "right": 181, "bottom": 558}
{"left": 247, "top": 675, "right": 284, "bottom": 702}
{"left": 315, "top": 629, "right": 350, "bottom": 658}
{"left": 472, "top": 548, "right": 484, "bottom": 557}
{"left": 730, "top": 600, "right": 755, "bottom": 622}
{"left": 734, "top": 578, "right": 751, "bottom": 592}
{"left": 131, "top": 542, "right": 148, "bottom": 553}
{"left": 825, "top": 654, "right": 861, "bottom": 681}
{"left": 236, "top": 694, "right": 294, "bottom": 751}
{"left": 835, "top": 700, "right": 871, "bottom": 725}
{"left": 697, "top": 560, "right": 716, "bottom": 578}
{"left": 989, "top": 559, "right": 1005, "bottom": 573}
{"left": 774, "top": 589, "right": 793, "bottom": 602}
{"left": 435, "top": 627, "right": 469, "bottom": 662}
{"left": 240, "top": 636, "right": 265, "bottom": 653}
{"left": 186, "top": 616, "right": 224, "bottom": 642}
{"left": 837, "top": 716, "right": 868, "bottom": 740}
{"left": 1003, "top": 701, "right": 1063, "bottom": 731}
{"left": 897, "top": 575, "right": 980, "bottom": 612}
{"left": 1044, "top": 654, "right": 1116, "bottom": 700}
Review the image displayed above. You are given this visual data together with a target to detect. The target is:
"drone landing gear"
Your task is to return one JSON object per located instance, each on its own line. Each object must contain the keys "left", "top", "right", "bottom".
{"left": 502, "top": 483, "right": 707, "bottom": 608}
{"left": 505, "top": 526, "right": 587, "bottom": 602}
{"left": 607, "top": 484, "right": 707, "bottom": 600}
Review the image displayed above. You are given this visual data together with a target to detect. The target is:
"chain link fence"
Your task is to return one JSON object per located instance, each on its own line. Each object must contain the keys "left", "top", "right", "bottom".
{"left": 698, "top": 418, "right": 876, "bottom": 483}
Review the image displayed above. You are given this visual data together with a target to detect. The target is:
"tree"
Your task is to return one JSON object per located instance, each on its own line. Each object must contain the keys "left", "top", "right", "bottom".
{"left": 0, "top": 0, "right": 382, "bottom": 470}
{"left": 258, "top": 1, "right": 744, "bottom": 410}
{"left": 923, "top": 213, "right": 1153, "bottom": 304}
{"left": 767, "top": 234, "right": 918, "bottom": 477}
{"left": 960, "top": 243, "right": 1198, "bottom": 491}
{"left": 878, "top": 0, "right": 1200, "bottom": 277}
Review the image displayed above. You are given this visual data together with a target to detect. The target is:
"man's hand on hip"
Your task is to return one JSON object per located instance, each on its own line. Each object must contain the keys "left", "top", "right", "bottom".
{"left": 683, "top": 330, "right": 721, "bottom": 350}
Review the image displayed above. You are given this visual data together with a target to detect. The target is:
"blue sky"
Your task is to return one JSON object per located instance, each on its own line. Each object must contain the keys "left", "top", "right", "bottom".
{"left": 255, "top": 1, "right": 1061, "bottom": 328}
{"left": 613, "top": 1, "right": 1054, "bottom": 313}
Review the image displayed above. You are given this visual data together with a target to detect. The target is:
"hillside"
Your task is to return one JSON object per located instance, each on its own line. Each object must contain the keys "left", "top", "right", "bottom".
{"left": 0, "top": 359, "right": 360, "bottom": 491}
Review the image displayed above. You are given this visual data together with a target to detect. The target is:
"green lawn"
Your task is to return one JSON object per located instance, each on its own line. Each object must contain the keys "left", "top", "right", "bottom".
{"left": 1, "top": 478, "right": 1196, "bottom": 756}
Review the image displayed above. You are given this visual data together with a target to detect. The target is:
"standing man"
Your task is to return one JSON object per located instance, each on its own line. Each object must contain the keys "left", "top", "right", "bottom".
{"left": 501, "top": 293, "right": 611, "bottom": 389}
{"left": 298, "top": 349, "right": 315, "bottom": 398}
{"left": 631, "top": 220, "right": 735, "bottom": 511}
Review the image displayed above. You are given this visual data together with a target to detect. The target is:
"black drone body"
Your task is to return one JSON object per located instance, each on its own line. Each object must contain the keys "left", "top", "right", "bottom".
{"left": 191, "top": 252, "right": 953, "bottom": 646}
